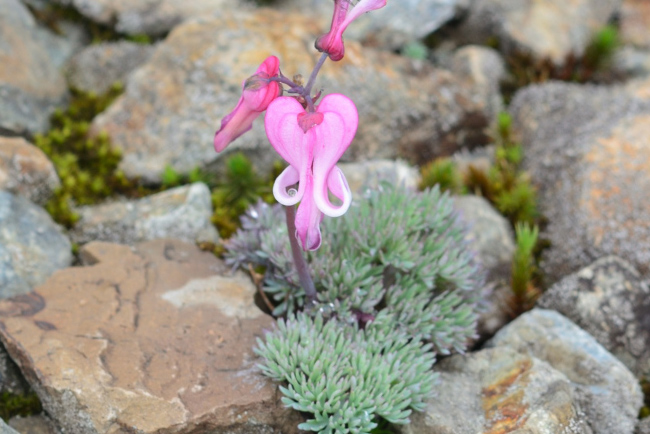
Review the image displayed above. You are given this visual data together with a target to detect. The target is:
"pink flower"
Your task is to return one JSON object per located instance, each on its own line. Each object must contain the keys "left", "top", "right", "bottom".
{"left": 265, "top": 94, "right": 358, "bottom": 250}
{"left": 315, "top": 0, "right": 387, "bottom": 61}
{"left": 214, "top": 56, "right": 281, "bottom": 152}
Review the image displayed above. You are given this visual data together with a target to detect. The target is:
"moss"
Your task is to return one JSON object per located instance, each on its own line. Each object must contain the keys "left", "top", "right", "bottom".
{"left": 501, "top": 25, "right": 624, "bottom": 102}
{"left": 0, "top": 391, "right": 42, "bottom": 422}
{"left": 35, "top": 84, "right": 141, "bottom": 227}
{"left": 510, "top": 223, "right": 541, "bottom": 313}
{"left": 26, "top": 3, "right": 156, "bottom": 44}
{"left": 418, "top": 157, "right": 464, "bottom": 194}
{"left": 211, "top": 154, "right": 282, "bottom": 239}
{"left": 641, "top": 376, "right": 650, "bottom": 419}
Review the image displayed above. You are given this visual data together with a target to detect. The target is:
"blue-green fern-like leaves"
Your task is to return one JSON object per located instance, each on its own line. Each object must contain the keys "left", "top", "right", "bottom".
{"left": 227, "top": 183, "right": 485, "bottom": 433}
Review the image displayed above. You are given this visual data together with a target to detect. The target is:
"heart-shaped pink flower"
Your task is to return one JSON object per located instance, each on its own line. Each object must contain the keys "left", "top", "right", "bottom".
{"left": 264, "top": 94, "right": 359, "bottom": 250}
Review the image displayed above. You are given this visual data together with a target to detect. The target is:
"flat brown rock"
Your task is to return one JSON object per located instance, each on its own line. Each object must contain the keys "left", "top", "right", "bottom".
{"left": 0, "top": 239, "right": 299, "bottom": 434}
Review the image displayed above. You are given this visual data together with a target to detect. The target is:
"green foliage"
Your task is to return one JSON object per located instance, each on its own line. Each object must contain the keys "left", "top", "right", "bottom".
{"left": 26, "top": 3, "right": 156, "bottom": 44}
{"left": 501, "top": 25, "right": 623, "bottom": 102}
{"left": 211, "top": 154, "right": 280, "bottom": 238}
{"left": 161, "top": 165, "right": 183, "bottom": 188}
{"left": 401, "top": 42, "right": 429, "bottom": 60}
{"left": 256, "top": 313, "right": 438, "bottom": 433}
{"left": 583, "top": 25, "right": 619, "bottom": 70}
{"left": 466, "top": 113, "right": 538, "bottom": 226}
{"left": 228, "top": 184, "right": 485, "bottom": 433}
{"left": 418, "top": 158, "right": 463, "bottom": 194}
{"left": 640, "top": 376, "right": 650, "bottom": 419}
{"left": 511, "top": 223, "right": 539, "bottom": 303}
{"left": 0, "top": 392, "right": 42, "bottom": 422}
{"left": 34, "top": 84, "right": 134, "bottom": 227}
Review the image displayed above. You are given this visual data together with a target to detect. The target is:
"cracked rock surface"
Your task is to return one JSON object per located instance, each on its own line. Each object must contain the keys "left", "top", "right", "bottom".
{"left": 0, "top": 239, "right": 300, "bottom": 434}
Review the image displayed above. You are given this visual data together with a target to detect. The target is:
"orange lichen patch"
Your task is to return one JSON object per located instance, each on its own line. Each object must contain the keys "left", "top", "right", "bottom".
{"left": 481, "top": 358, "right": 532, "bottom": 434}
{"left": 581, "top": 115, "right": 650, "bottom": 250}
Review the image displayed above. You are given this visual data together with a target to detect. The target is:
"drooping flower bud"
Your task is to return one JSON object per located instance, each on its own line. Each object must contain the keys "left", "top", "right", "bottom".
{"left": 214, "top": 56, "right": 281, "bottom": 152}
{"left": 315, "top": 0, "right": 387, "bottom": 61}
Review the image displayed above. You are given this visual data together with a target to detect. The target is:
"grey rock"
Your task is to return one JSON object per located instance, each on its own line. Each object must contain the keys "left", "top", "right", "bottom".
{"left": 0, "top": 0, "right": 68, "bottom": 135}
{"left": 338, "top": 159, "right": 418, "bottom": 195}
{"left": 0, "top": 419, "right": 19, "bottom": 434}
{"left": 51, "top": 0, "right": 249, "bottom": 36}
{"left": 637, "top": 418, "right": 650, "bottom": 434}
{"left": 510, "top": 81, "right": 650, "bottom": 280}
{"left": 620, "top": 0, "right": 650, "bottom": 50}
{"left": 91, "top": 9, "right": 491, "bottom": 184}
{"left": 537, "top": 256, "right": 650, "bottom": 378}
{"left": 0, "top": 191, "right": 72, "bottom": 298}
{"left": 66, "top": 41, "right": 154, "bottom": 94}
{"left": 70, "top": 183, "right": 219, "bottom": 246}
{"left": 36, "top": 21, "right": 90, "bottom": 70}
{"left": 455, "top": 0, "right": 620, "bottom": 64}
{"left": 400, "top": 347, "right": 591, "bottom": 434}
{"left": 0, "top": 136, "right": 60, "bottom": 205}
{"left": 450, "top": 45, "right": 506, "bottom": 121}
{"left": 453, "top": 195, "right": 515, "bottom": 338}
{"left": 615, "top": 46, "right": 650, "bottom": 78}
{"left": 9, "top": 415, "right": 59, "bottom": 434}
{"left": 487, "top": 308, "right": 643, "bottom": 434}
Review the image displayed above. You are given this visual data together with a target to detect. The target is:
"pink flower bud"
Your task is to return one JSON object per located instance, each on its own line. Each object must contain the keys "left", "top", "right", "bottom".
{"left": 315, "top": 0, "right": 387, "bottom": 61}
{"left": 213, "top": 56, "right": 281, "bottom": 152}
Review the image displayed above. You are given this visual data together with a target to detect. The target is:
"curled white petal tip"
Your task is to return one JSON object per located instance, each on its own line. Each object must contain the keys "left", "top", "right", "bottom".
{"left": 314, "top": 167, "right": 352, "bottom": 217}
{"left": 273, "top": 166, "right": 302, "bottom": 206}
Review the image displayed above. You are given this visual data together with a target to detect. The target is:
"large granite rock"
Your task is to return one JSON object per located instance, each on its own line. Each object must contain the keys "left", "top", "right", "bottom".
{"left": 0, "top": 0, "right": 68, "bottom": 135}
{"left": 453, "top": 195, "right": 515, "bottom": 339}
{"left": 638, "top": 418, "right": 650, "bottom": 434}
{"left": 0, "top": 137, "right": 60, "bottom": 205}
{"left": 0, "top": 239, "right": 302, "bottom": 434}
{"left": 456, "top": 0, "right": 620, "bottom": 64}
{"left": 66, "top": 41, "right": 155, "bottom": 94}
{"left": 399, "top": 347, "right": 590, "bottom": 434}
{"left": 487, "top": 308, "right": 643, "bottom": 434}
{"left": 537, "top": 256, "right": 650, "bottom": 378}
{"left": 620, "top": 0, "right": 650, "bottom": 49}
{"left": 91, "top": 9, "right": 491, "bottom": 184}
{"left": 51, "top": 0, "right": 249, "bottom": 36}
{"left": 69, "top": 183, "right": 219, "bottom": 246}
{"left": 510, "top": 81, "right": 650, "bottom": 281}
{"left": 0, "top": 191, "right": 72, "bottom": 298}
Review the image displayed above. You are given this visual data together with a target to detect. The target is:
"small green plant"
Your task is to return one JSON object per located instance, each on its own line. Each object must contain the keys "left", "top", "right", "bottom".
{"left": 0, "top": 391, "right": 42, "bottom": 422}
{"left": 418, "top": 157, "right": 463, "bottom": 194}
{"left": 501, "top": 25, "right": 623, "bottom": 102}
{"left": 161, "top": 165, "right": 183, "bottom": 188}
{"left": 227, "top": 183, "right": 485, "bottom": 433}
{"left": 401, "top": 42, "right": 429, "bottom": 60}
{"left": 34, "top": 84, "right": 135, "bottom": 226}
{"left": 511, "top": 222, "right": 539, "bottom": 312}
{"left": 640, "top": 376, "right": 650, "bottom": 419}
{"left": 211, "top": 153, "right": 280, "bottom": 238}
{"left": 465, "top": 112, "right": 538, "bottom": 226}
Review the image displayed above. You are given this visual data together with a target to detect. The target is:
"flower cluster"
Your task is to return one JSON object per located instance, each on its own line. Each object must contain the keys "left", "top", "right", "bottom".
{"left": 213, "top": 0, "right": 387, "bottom": 251}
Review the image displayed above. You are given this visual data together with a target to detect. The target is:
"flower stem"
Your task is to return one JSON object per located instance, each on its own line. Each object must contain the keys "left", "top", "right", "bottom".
{"left": 305, "top": 52, "right": 329, "bottom": 96}
{"left": 284, "top": 205, "right": 318, "bottom": 308}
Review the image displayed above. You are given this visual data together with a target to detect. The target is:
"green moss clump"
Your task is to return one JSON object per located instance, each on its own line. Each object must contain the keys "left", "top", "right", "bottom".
{"left": 0, "top": 392, "right": 42, "bottom": 422}
{"left": 26, "top": 3, "right": 155, "bottom": 44}
{"left": 510, "top": 222, "right": 540, "bottom": 313}
{"left": 466, "top": 113, "right": 538, "bottom": 226}
{"left": 501, "top": 25, "right": 623, "bottom": 102}
{"left": 418, "top": 157, "right": 464, "bottom": 194}
{"left": 211, "top": 153, "right": 281, "bottom": 239}
{"left": 35, "top": 84, "right": 136, "bottom": 227}
{"left": 641, "top": 377, "right": 650, "bottom": 419}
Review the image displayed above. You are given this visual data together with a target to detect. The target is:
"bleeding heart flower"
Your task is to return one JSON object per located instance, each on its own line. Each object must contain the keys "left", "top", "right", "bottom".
{"left": 214, "top": 56, "right": 281, "bottom": 152}
{"left": 265, "top": 94, "right": 358, "bottom": 250}
{"left": 315, "top": 0, "right": 387, "bottom": 61}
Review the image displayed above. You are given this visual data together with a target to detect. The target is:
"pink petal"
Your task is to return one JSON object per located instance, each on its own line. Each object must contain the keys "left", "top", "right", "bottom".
{"left": 265, "top": 97, "right": 315, "bottom": 202}
{"left": 340, "top": 0, "right": 387, "bottom": 28}
{"left": 243, "top": 56, "right": 281, "bottom": 111}
{"left": 294, "top": 174, "right": 323, "bottom": 251}
{"left": 314, "top": 0, "right": 351, "bottom": 61}
{"left": 272, "top": 165, "right": 302, "bottom": 206}
{"left": 311, "top": 94, "right": 358, "bottom": 216}
{"left": 213, "top": 96, "right": 259, "bottom": 152}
